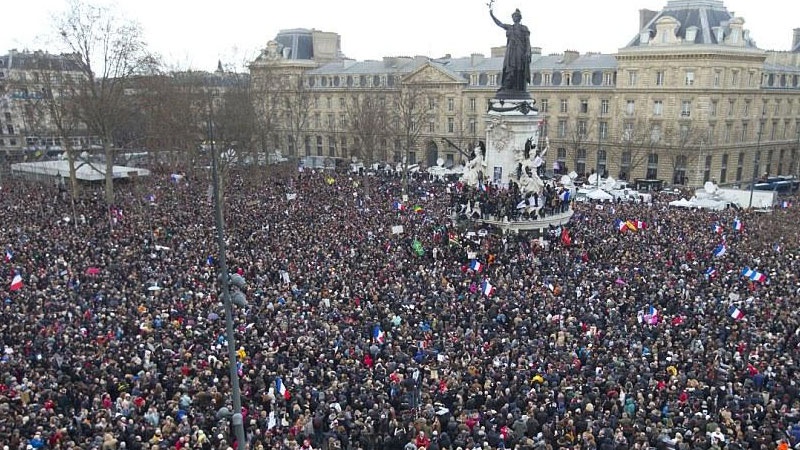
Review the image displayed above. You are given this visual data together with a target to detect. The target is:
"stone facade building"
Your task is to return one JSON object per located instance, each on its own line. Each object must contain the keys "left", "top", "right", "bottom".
{"left": 250, "top": 0, "right": 800, "bottom": 188}
{"left": 0, "top": 49, "right": 94, "bottom": 160}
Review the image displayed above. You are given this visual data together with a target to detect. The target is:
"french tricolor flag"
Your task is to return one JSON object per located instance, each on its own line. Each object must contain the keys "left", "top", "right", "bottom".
{"left": 704, "top": 267, "right": 717, "bottom": 278}
{"left": 275, "top": 377, "right": 291, "bottom": 400}
{"left": 614, "top": 219, "right": 627, "bottom": 232}
{"left": 392, "top": 201, "right": 405, "bottom": 211}
{"left": 481, "top": 280, "right": 495, "bottom": 297}
{"left": 10, "top": 274, "right": 23, "bottom": 291}
{"left": 4, "top": 249, "right": 12, "bottom": 262}
{"left": 728, "top": 306, "right": 745, "bottom": 321}
{"left": 713, "top": 244, "right": 727, "bottom": 258}
{"left": 372, "top": 325, "right": 385, "bottom": 344}
{"left": 713, "top": 223, "right": 723, "bottom": 234}
{"left": 469, "top": 260, "right": 483, "bottom": 272}
{"left": 733, "top": 218, "right": 743, "bottom": 231}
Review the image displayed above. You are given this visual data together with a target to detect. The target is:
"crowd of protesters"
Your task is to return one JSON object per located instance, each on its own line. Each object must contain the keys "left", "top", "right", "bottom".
{"left": 449, "top": 180, "right": 571, "bottom": 222}
{"left": 1, "top": 165, "right": 800, "bottom": 450}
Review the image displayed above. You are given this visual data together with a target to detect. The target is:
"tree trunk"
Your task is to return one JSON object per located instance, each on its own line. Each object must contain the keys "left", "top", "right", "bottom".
{"left": 104, "top": 140, "right": 115, "bottom": 204}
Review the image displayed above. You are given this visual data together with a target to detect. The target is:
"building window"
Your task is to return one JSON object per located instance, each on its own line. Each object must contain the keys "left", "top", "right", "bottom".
{"left": 628, "top": 71, "right": 637, "bottom": 86}
{"left": 650, "top": 124, "right": 661, "bottom": 143}
{"left": 577, "top": 120, "right": 588, "bottom": 137}
{"left": 428, "top": 120, "right": 435, "bottom": 133}
{"left": 316, "top": 136, "right": 323, "bottom": 156}
{"left": 576, "top": 148, "right": 587, "bottom": 175}
{"left": 720, "top": 153, "right": 728, "bottom": 183}
{"left": 653, "top": 100, "right": 663, "bottom": 116}
{"left": 564, "top": 72, "right": 572, "bottom": 86}
{"left": 580, "top": 99, "right": 589, "bottom": 114}
{"left": 595, "top": 122, "right": 607, "bottom": 141}
{"left": 604, "top": 72, "right": 614, "bottom": 86}
{"left": 685, "top": 70, "right": 695, "bottom": 86}
{"left": 736, "top": 152, "right": 744, "bottom": 181}
{"left": 714, "top": 70, "right": 721, "bottom": 87}
{"left": 328, "top": 136, "right": 336, "bottom": 156}
{"left": 597, "top": 148, "right": 607, "bottom": 176}
{"left": 560, "top": 99, "right": 568, "bottom": 113}
{"left": 681, "top": 100, "right": 691, "bottom": 118}
{"left": 743, "top": 100, "right": 750, "bottom": 117}
{"left": 703, "top": 155, "right": 712, "bottom": 183}
{"left": 469, "top": 98, "right": 476, "bottom": 112}
{"left": 622, "top": 122, "right": 634, "bottom": 141}
{"left": 646, "top": 153, "right": 659, "bottom": 179}
{"left": 724, "top": 124, "right": 732, "bottom": 143}
{"left": 339, "top": 97, "right": 345, "bottom": 108}
{"left": 741, "top": 122, "right": 748, "bottom": 142}
{"left": 304, "top": 136, "right": 311, "bottom": 156}
{"left": 620, "top": 150, "right": 631, "bottom": 180}
{"left": 626, "top": 100, "right": 635, "bottom": 116}
{"left": 775, "top": 100, "right": 781, "bottom": 115}
{"left": 428, "top": 97, "right": 437, "bottom": 110}
{"left": 540, "top": 99, "right": 548, "bottom": 113}
{"left": 708, "top": 124, "right": 716, "bottom": 144}
{"left": 447, "top": 117, "right": 455, "bottom": 133}
{"left": 543, "top": 73, "right": 551, "bottom": 85}
{"left": 6, "top": 125, "right": 14, "bottom": 135}
{"left": 711, "top": 100, "right": 718, "bottom": 117}
{"left": 655, "top": 71, "right": 665, "bottom": 86}
{"left": 731, "top": 71, "right": 739, "bottom": 87}
{"left": 557, "top": 120, "right": 567, "bottom": 138}
{"left": 771, "top": 121, "right": 777, "bottom": 140}
{"left": 340, "top": 115, "right": 347, "bottom": 128}
{"left": 600, "top": 99, "right": 609, "bottom": 116}
{"left": 583, "top": 72, "right": 591, "bottom": 85}
{"left": 766, "top": 149, "right": 773, "bottom": 175}
{"left": 673, "top": 155, "right": 688, "bottom": 185}
{"left": 728, "top": 99, "right": 736, "bottom": 117}
{"left": 748, "top": 71, "right": 756, "bottom": 87}
{"left": 680, "top": 124, "right": 690, "bottom": 141}
{"left": 447, "top": 98, "right": 455, "bottom": 112}
{"left": 469, "top": 118, "right": 477, "bottom": 135}
{"left": 557, "top": 148, "right": 567, "bottom": 173}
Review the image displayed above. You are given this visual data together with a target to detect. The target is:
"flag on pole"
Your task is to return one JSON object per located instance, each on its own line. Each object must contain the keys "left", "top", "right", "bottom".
{"left": 713, "top": 244, "right": 727, "bottom": 258}
{"left": 614, "top": 219, "right": 627, "bottom": 232}
{"left": 275, "top": 377, "right": 291, "bottom": 400}
{"left": 635, "top": 220, "right": 646, "bottom": 230}
{"left": 469, "top": 260, "right": 483, "bottom": 272}
{"left": 10, "top": 274, "right": 23, "bottom": 291}
{"left": 713, "top": 223, "right": 723, "bottom": 234}
{"left": 733, "top": 218, "right": 743, "bottom": 231}
{"left": 372, "top": 325, "right": 386, "bottom": 344}
{"left": 728, "top": 306, "right": 745, "bottom": 320}
{"left": 4, "top": 249, "right": 12, "bottom": 262}
{"left": 392, "top": 201, "right": 405, "bottom": 211}
{"left": 412, "top": 205, "right": 424, "bottom": 213}
{"left": 145, "top": 193, "right": 156, "bottom": 203}
{"left": 704, "top": 267, "right": 717, "bottom": 279}
{"left": 625, "top": 220, "right": 638, "bottom": 231}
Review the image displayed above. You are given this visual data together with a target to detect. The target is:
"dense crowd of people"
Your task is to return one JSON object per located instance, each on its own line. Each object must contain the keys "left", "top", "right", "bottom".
{"left": 1, "top": 166, "right": 799, "bottom": 450}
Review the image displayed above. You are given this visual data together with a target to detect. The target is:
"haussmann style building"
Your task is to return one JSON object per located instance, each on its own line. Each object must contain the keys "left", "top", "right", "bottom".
{"left": 247, "top": 0, "right": 800, "bottom": 189}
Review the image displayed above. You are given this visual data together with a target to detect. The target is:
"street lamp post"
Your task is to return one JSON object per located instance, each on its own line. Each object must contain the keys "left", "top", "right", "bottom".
{"left": 207, "top": 97, "right": 247, "bottom": 448}
{"left": 749, "top": 120, "right": 764, "bottom": 209}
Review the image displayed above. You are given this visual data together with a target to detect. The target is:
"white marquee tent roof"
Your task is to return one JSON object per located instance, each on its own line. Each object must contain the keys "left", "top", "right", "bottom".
{"left": 11, "top": 160, "right": 151, "bottom": 181}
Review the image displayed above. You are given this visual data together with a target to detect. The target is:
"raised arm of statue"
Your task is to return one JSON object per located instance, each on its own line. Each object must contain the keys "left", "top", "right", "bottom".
{"left": 489, "top": 9, "right": 508, "bottom": 30}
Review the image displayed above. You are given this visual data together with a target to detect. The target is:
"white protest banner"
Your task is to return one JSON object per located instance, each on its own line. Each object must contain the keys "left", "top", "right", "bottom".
{"left": 391, "top": 225, "right": 404, "bottom": 235}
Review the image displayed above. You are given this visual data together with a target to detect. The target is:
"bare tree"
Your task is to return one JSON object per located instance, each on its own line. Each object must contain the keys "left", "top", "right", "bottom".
{"left": 616, "top": 117, "right": 659, "bottom": 181}
{"left": 55, "top": 0, "right": 156, "bottom": 204}
{"left": 250, "top": 66, "right": 284, "bottom": 168}
{"left": 345, "top": 92, "right": 390, "bottom": 165}
{"left": 389, "top": 81, "right": 437, "bottom": 194}
{"left": 278, "top": 73, "right": 314, "bottom": 158}
{"left": 566, "top": 118, "right": 593, "bottom": 177}
{"left": 11, "top": 55, "right": 88, "bottom": 224}
{"left": 663, "top": 122, "right": 705, "bottom": 186}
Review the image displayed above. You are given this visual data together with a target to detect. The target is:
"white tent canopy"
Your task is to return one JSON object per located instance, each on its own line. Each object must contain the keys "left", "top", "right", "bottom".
{"left": 11, "top": 160, "right": 151, "bottom": 181}
{"left": 585, "top": 189, "right": 614, "bottom": 201}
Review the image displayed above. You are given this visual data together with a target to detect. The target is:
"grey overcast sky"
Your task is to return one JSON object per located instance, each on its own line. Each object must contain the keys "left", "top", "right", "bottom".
{"left": 3, "top": 0, "right": 799, "bottom": 71}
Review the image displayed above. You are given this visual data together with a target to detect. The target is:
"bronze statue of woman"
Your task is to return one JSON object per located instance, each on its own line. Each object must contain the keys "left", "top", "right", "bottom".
{"left": 490, "top": 6, "right": 531, "bottom": 98}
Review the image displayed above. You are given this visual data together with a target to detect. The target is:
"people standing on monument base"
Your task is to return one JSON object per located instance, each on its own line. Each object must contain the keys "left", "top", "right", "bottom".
{"left": 0, "top": 167, "right": 799, "bottom": 450}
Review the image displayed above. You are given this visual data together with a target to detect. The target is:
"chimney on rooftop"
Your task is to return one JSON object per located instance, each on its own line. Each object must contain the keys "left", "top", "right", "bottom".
{"left": 563, "top": 50, "right": 579, "bottom": 64}
{"left": 793, "top": 28, "right": 800, "bottom": 50}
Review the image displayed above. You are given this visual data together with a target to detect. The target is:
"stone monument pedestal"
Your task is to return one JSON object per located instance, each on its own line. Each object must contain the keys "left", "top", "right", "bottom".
{"left": 484, "top": 98, "right": 543, "bottom": 188}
